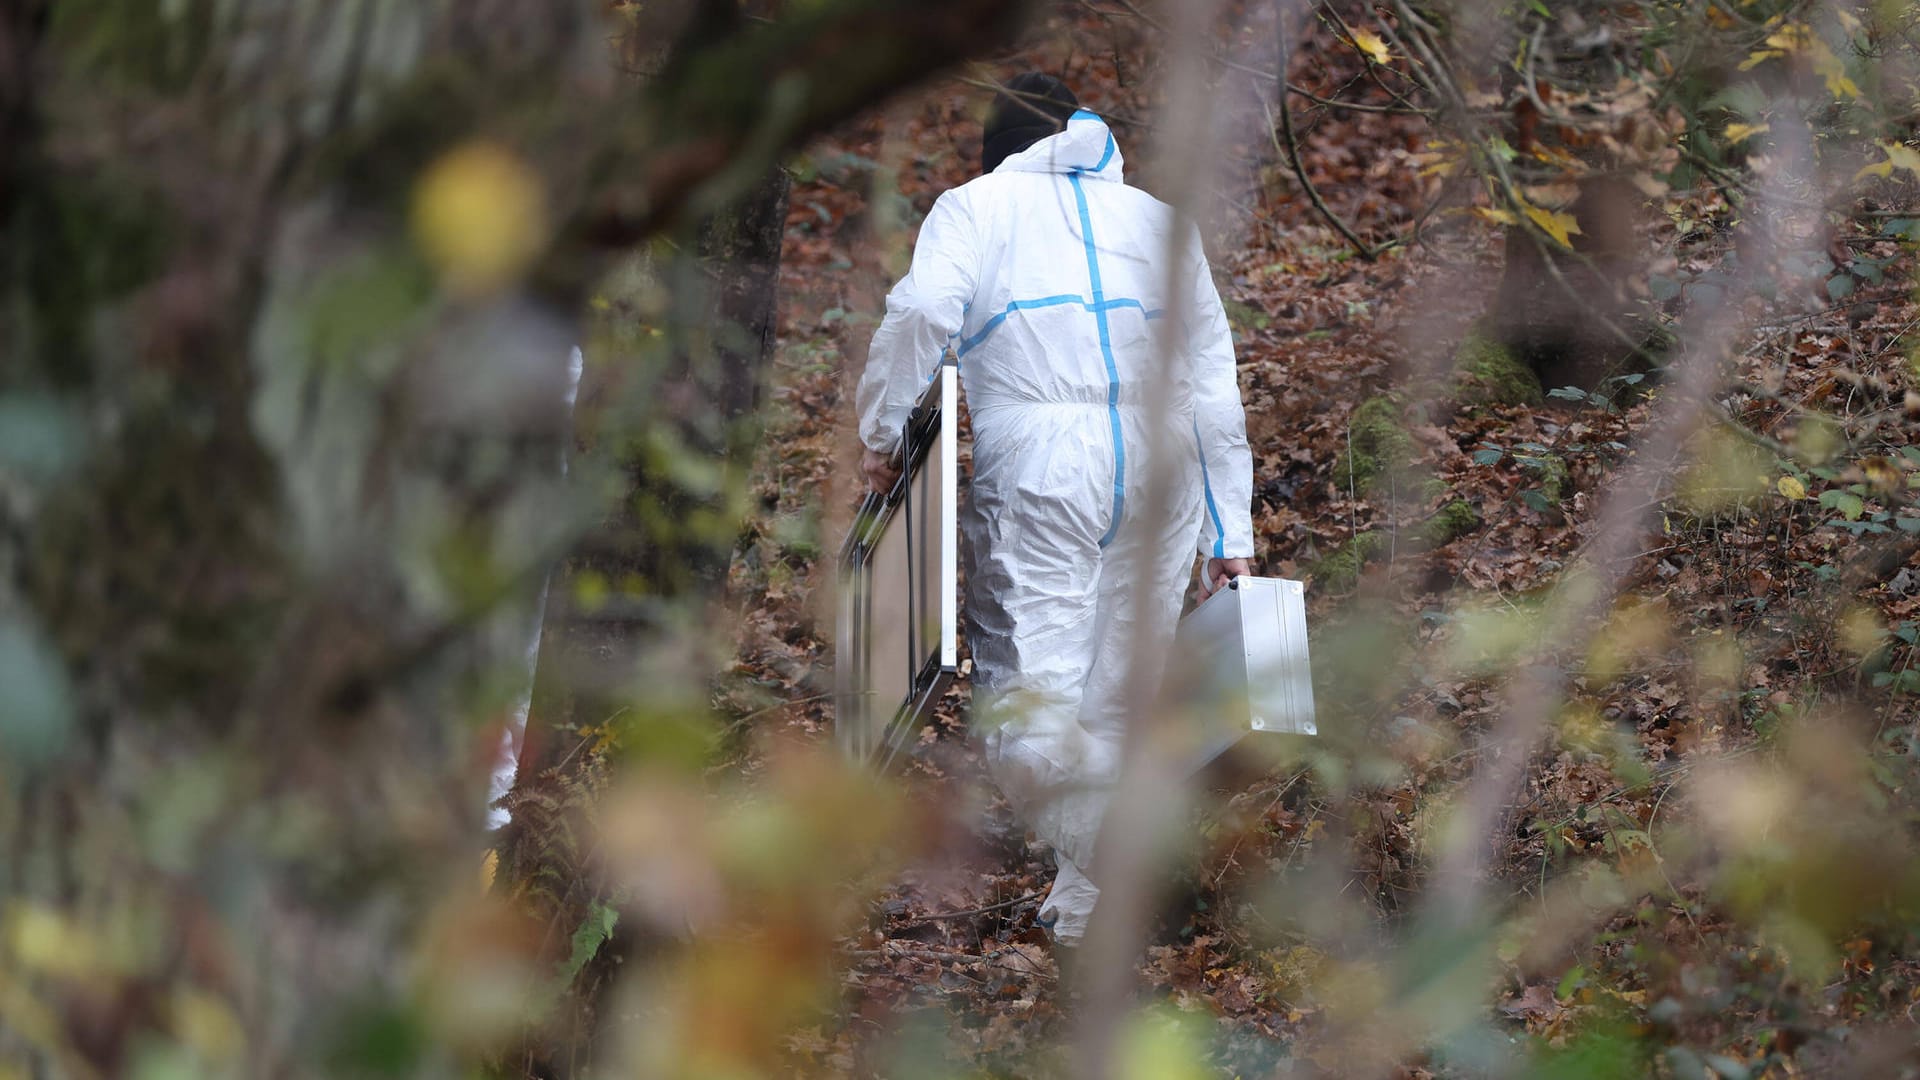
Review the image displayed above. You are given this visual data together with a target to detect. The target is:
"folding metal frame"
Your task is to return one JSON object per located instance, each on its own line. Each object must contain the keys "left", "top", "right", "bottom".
{"left": 835, "top": 358, "right": 959, "bottom": 768}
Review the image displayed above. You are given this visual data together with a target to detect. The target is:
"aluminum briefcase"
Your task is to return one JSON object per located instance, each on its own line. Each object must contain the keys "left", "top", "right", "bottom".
{"left": 1167, "top": 575, "right": 1316, "bottom": 774}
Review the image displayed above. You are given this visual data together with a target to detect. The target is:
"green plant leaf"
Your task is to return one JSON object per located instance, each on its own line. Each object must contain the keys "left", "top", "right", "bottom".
{"left": 1818, "top": 489, "right": 1865, "bottom": 520}
{"left": 557, "top": 902, "right": 619, "bottom": 988}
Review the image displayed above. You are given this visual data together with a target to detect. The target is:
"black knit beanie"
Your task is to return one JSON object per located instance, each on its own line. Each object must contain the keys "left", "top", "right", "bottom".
{"left": 981, "top": 73, "right": 1081, "bottom": 175}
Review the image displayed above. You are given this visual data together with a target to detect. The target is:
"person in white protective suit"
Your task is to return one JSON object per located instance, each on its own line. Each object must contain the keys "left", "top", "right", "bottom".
{"left": 855, "top": 74, "right": 1255, "bottom": 948}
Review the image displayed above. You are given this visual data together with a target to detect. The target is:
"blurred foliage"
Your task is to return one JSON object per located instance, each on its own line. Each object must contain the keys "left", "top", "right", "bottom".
{"left": 6, "top": 0, "right": 1920, "bottom": 1077}
{"left": 0, "top": 0, "right": 1026, "bottom": 1076}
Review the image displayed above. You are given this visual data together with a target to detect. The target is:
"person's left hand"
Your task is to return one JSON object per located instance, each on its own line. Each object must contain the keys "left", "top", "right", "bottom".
{"left": 861, "top": 448, "right": 902, "bottom": 494}
{"left": 1200, "top": 557, "right": 1251, "bottom": 598}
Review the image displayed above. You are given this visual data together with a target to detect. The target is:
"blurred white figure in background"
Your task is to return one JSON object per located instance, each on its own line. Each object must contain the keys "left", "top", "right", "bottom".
{"left": 856, "top": 75, "right": 1255, "bottom": 946}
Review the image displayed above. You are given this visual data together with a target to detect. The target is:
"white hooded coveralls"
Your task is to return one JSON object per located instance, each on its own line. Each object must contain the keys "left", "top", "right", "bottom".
{"left": 856, "top": 112, "right": 1254, "bottom": 944}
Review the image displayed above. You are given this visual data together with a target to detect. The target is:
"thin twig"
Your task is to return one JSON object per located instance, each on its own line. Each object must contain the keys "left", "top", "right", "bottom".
{"left": 722, "top": 692, "right": 833, "bottom": 733}
{"left": 1084, "top": 0, "right": 1429, "bottom": 115}
{"left": 840, "top": 942, "right": 1058, "bottom": 981}
{"left": 955, "top": 71, "right": 1155, "bottom": 134}
{"left": 1265, "top": 94, "right": 1388, "bottom": 261}
{"left": 1314, "top": 2, "right": 1429, "bottom": 115}
{"left": 891, "top": 890, "right": 1044, "bottom": 925}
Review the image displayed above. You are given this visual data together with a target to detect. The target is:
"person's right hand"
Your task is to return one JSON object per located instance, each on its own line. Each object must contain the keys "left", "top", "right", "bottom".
{"left": 1199, "top": 557, "right": 1251, "bottom": 599}
{"left": 861, "top": 448, "right": 902, "bottom": 494}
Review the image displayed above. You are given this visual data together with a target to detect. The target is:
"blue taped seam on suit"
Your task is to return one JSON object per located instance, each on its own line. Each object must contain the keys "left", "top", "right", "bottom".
{"left": 941, "top": 110, "right": 1135, "bottom": 545}
{"left": 1067, "top": 169, "right": 1126, "bottom": 549}
{"left": 956, "top": 294, "right": 1082, "bottom": 355}
{"left": 956, "top": 296, "right": 1165, "bottom": 358}
{"left": 1070, "top": 109, "right": 1117, "bottom": 172}
{"left": 1194, "top": 418, "right": 1227, "bottom": 558}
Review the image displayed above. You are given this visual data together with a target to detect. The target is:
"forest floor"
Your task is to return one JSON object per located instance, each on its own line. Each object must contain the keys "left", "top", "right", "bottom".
{"left": 718, "top": 3, "right": 1920, "bottom": 1075}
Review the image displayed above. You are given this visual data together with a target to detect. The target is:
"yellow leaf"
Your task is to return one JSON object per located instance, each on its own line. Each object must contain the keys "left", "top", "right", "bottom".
{"left": 173, "top": 988, "right": 244, "bottom": 1064}
{"left": 1349, "top": 28, "right": 1392, "bottom": 65}
{"left": 1738, "top": 48, "right": 1781, "bottom": 72}
{"left": 5, "top": 904, "right": 100, "bottom": 977}
{"left": 1414, "top": 141, "right": 1461, "bottom": 178}
{"left": 412, "top": 141, "right": 549, "bottom": 295}
{"left": 1776, "top": 475, "right": 1806, "bottom": 500}
{"left": 1522, "top": 203, "right": 1583, "bottom": 249}
{"left": 1807, "top": 38, "right": 1860, "bottom": 98}
{"left": 1475, "top": 206, "right": 1519, "bottom": 226}
{"left": 1724, "top": 122, "right": 1769, "bottom": 145}
{"left": 1840, "top": 605, "right": 1885, "bottom": 657}
{"left": 481, "top": 848, "right": 499, "bottom": 893}
{"left": 1816, "top": 58, "right": 1861, "bottom": 100}
{"left": 1415, "top": 138, "right": 1467, "bottom": 178}
{"left": 1755, "top": 21, "right": 1860, "bottom": 99}
{"left": 1857, "top": 141, "right": 1920, "bottom": 183}
{"left": 573, "top": 569, "right": 609, "bottom": 610}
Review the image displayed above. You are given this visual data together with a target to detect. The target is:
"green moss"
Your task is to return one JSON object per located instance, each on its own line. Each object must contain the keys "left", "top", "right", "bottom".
{"left": 18, "top": 170, "right": 177, "bottom": 370}
{"left": 1415, "top": 499, "right": 1481, "bottom": 548}
{"left": 1451, "top": 329, "right": 1543, "bottom": 406}
{"left": 1222, "top": 297, "right": 1271, "bottom": 334}
{"left": 1334, "top": 396, "right": 1414, "bottom": 496}
{"left": 51, "top": 0, "right": 217, "bottom": 93}
{"left": 1537, "top": 456, "right": 1570, "bottom": 504}
{"left": 1307, "top": 531, "right": 1384, "bottom": 592}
